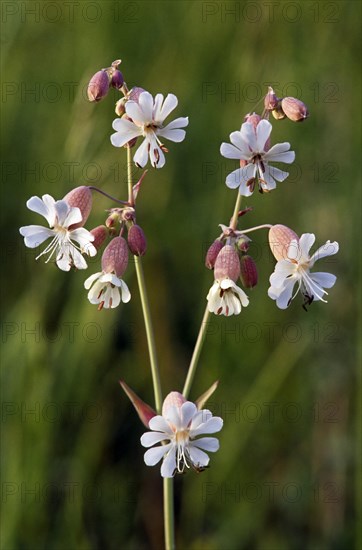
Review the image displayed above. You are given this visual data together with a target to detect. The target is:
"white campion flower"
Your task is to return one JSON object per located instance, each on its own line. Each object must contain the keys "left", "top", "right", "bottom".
{"left": 207, "top": 278, "right": 249, "bottom": 316}
{"left": 19, "top": 194, "right": 96, "bottom": 271}
{"left": 140, "top": 392, "right": 223, "bottom": 478}
{"left": 110, "top": 91, "right": 189, "bottom": 168}
{"left": 84, "top": 236, "right": 131, "bottom": 310}
{"left": 84, "top": 271, "right": 131, "bottom": 309}
{"left": 206, "top": 245, "right": 249, "bottom": 316}
{"left": 220, "top": 119, "right": 295, "bottom": 195}
{"left": 268, "top": 233, "right": 339, "bottom": 309}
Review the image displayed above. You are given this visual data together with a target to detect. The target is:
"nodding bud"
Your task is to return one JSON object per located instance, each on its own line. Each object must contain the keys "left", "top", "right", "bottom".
{"left": 90, "top": 225, "right": 107, "bottom": 250}
{"left": 264, "top": 86, "right": 279, "bottom": 110}
{"left": 205, "top": 240, "right": 224, "bottom": 269}
{"left": 162, "top": 392, "right": 186, "bottom": 416}
{"left": 127, "top": 224, "right": 147, "bottom": 256}
{"left": 106, "top": 211, "right": 121, "bottom": 228}
{"left": 128, "top": 86, "right": 146, "bottom": 102}
{"left": 101, "top": 236, "right": 129, "bottom": 277}
{"left": 63, "top": 186, "right": 92, "bottom": 228}
{"left": 269, "top": 224, "right": 299, "bottom": 261}
{"left": 272, "top": 106, "right": 286, "bottom": 120}
{"left": 214, "top": 245, "right": 241, "bottom": 282}
{"left": 111, "top": 70, "right": 124, "bottom": 90}
{"left": 281, "top": 97, "right": 309, "bottom": 122}
{"left": 115, "top": 97, "right": 127, "bottom": 116}
{"left": 240, "top": 255, "right": 258, "bottom": 288}
{"left": 236, "top": 235, "right": 251, "bottom": 252}
{"left": 87, "top": 70, "right": 110, "bottom": 102}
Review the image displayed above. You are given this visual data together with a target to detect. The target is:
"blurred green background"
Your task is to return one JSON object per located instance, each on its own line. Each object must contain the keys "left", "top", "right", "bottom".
{"left": 1, "top": 1, "right": 360, "bottom": 549}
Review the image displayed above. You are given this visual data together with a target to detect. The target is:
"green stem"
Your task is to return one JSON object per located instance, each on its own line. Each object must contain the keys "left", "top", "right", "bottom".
{"left": 230, "top": 192, "right": 242, "bottom": 230}
{"left": 164, "top": 478, "right": 175, "bottom": 550}
{"left": 126, "top": 148, "right": 174, "bottom": 550}
{"left": 182, "top": 305, "right": 210, "bottom": 399}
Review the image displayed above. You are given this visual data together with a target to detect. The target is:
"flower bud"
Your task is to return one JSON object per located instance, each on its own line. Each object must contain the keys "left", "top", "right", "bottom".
{"left": 271, "top": 106, "right": 286, "bottom": 120}
{"left": 63, "top": 186, "right": 92, "bottom": 228}
{"left": 127, "top": 224, "right": 147, "bottom": 256}
{"left": 105, "top": 211, "right": 121, "bottom": 228}
{"left": 111, "top": 70, "right": 124, "bottom": 90}
{"left": 214, "top": 245, "right": 240, "bottom": 282}
{"left": 90, "top": 225, "right": 107, "bottom": 250}
{"left": 87, "top": 70, "right": 110, "bottom": 102}
{"left": 264, "top": 86, "right": 279, "bottom": 110}
{"left": 281, "top": 97, "right": 309, "bottom": 122}
{"left": 240, "top": 255, "right": 258, "bottom": 288}
{"left": 236, "top": 235, "right": 251, "bottom": 252}
{"left": 115, "top": 97, "right": 127, "bottom": 116}
{"left": 128, "top": 86, "right": 146, "bottom": 102}
{"left": 162, "top": 391, "right": 186, "bottom": 416}
{"left": 269, "top": 224, "right": 299, "bottom": 261}
{"left": 205, "top": 240, "right": 224, "bottom": 269}
{"left": 101, "top": 236, "right": 129, "bottom": 277}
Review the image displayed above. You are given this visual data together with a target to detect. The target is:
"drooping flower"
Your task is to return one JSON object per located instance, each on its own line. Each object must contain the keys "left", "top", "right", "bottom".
{"left": 268, "top": 233, "right": 339, "bottom": 309}
{"left": 111, "top": 91, "right": 189, "bottom": 168}
{"left": 19, "top": 194, "right": 96, "bottom": 271}
{"left": 140, "top": 392, "right": 223, "bottom": 478}
{"left": 207, "top": 245, "right": 249, "bottom": 316}
{"left": 220, "top": 119, "right": 295, "bottom": 195}
{"left": 84, "top": 236, "right": 130, "bottom": 309}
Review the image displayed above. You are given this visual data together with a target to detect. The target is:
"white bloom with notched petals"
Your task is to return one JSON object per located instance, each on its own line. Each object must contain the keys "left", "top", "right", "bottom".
{"left": 220, "top": 119, "right": 295, "bottom": 195}
{"left": 84, "top": 272, "right": 131, "bottom": 310}
{"left": 141, "top": 401, "right": 223, "bottom": 478}
{"left": 268, "top": 233, "right": 339, "bottom": 309}
{"left": 19, "top": 194, "right": 96, "bottom": 271}
{"left": 207, "top": 278, "right": 249, "bottom": 316}
{"left": 111, "top": 91, "right": 188, "bottom": 169}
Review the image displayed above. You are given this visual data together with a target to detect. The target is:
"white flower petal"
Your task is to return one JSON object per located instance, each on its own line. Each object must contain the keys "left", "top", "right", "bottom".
{"left": 111, "top": 119, "right": 141, "bottom": 148}
{"left": 125, "top": 101, "right": 146, "bottom": 124}
{"left": 240, "top": 122, "right": 257, "bottom": 150}
{"left": 149, "top": 415, "right": 174, "bottom": 434}
{"left": 19, "top": 226, "right": 54, "bottom": 248}
{"left": 26, "top": 195, "right": 55, "bottom": 226}
{"left": 160, "top": 116, "right": 189, "bottom": 130}
{"left": 133, "top": 138, "right": 150, "bottom": 168}
{"left": 190, "top": 410, "right": 212, "bottom": 431}
{"left": 229, "top": 131, "right": 251, "bottom": 157}
{"left": 310, "top": 241, "right": 339, "bottom": 264}
{"left": 266, "top": 166, "right": 289, "bottom": 183}
{"left": 84, "top": 272, "right": 102, "bottom": 289}
{"left": 119, "top": 280, "right": 131, "bottom": 303}
{"left": 273, "top": 279, "right": 296, "bottom": 309}
{"left": 309, "top": 272, "right": 337, "bottom": 289}
{"left": 161, "top": 447, "right": 177, "bottom": 477}
{"left": 188, "top": 446, "right": 210, "bottom": 468}
{"left": 191, "top": 437, "right": 219, "bottom": 452}
{"left": 158, "top": 128, "right": 185, "bottom": 143}
{"left": 141, "top": 431, "right": 168, "bottom": 448}
{"left": 180, "top": 402, "right": 197, "bottom": 427}
{"left": 255, "top": 119, "right": 272, "bottom": 150}
{"left": 158, "top": 93, "right": 178, "bottom": 122}
{"left": 299, "top": 233, "right": 316, "bottom": 258}
{"left": 138, "top": 91, "right": 154, "bottom": 121}
{"left": 144, "top": 444, "right": 170, "bottom": 466}
{"left": 191, "top": 416, "right": 223, "bottom": 436}
{"left": 220, "top": 143, "right": 243, "bottom": 160}
{"left": 225, "top": 168, "right": 244, "bottom": 189}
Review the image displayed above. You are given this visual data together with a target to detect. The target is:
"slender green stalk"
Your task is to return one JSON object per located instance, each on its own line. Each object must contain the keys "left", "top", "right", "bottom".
{"left": 126, "top": 148, "right": 174, "bottom": 550}
{"left": 182, "top": 305, "right": 210, "bottom": 398}
{"left": 164, "top": 478, "right": 175, "bottom": 550}
{"left": 127, "top": 148, "right": 162, "bottom": 412}
{"left": 230, "top": 192, "right": 242, "bottom": 230}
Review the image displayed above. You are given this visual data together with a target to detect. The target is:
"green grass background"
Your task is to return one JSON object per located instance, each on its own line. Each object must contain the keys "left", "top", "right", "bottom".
{"left": 1, "top": 1, "right": 360, "bottom": 548}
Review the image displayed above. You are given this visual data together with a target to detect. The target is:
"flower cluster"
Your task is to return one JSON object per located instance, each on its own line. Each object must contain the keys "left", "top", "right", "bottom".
{"left": 19, "top": 59, "right": 340, "bottom": 483}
